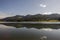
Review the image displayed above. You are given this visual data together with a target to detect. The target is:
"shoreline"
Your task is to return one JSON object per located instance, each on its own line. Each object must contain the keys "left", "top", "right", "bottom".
{"left": 0, "top": 22, "right": 60, "bottom": 24}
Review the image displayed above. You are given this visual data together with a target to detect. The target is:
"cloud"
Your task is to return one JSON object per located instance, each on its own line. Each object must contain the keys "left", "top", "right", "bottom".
{"left": 41, "top": 12, "right": 52, "bottom": 15}
{"left": 0, "top": 12, "right": 13, "bottom": 19}
{"left": 40, "top": 4, "right": 47, "bottom": 8}
{"left": 0, "top": 24, "right": 15, "bottom": 29}
{"left": 40, "top": 28, "right": 53, "bottom": 31}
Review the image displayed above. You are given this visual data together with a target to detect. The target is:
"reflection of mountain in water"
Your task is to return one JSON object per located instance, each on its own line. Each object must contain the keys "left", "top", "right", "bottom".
{"left": 2, "top": 23, "right": 60, "bottom": 29}
{"left": 0, "top": 24, "right": 60, "bottom": 40}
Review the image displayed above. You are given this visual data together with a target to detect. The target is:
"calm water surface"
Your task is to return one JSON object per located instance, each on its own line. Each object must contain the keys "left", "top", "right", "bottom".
{"left": 0, "top": 23, "right": 60, "bottom": 40}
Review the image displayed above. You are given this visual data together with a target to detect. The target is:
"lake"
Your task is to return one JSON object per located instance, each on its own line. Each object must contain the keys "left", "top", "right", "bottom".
{"left": 0, "top": 23, "right": 60, "bottom": 40}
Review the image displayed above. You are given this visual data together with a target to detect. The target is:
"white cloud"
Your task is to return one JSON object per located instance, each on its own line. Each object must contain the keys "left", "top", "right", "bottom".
{"left": 0, "top": 12, "right": 13, "bottom": 19}
{"left": 40, "top": 28, "right": 53, "bottom": 31}
{"left": 41, "top": 12, "right": 52, "bottom": 15}
{"left": 0, "top": 24, "right": 15, "bottom": 29}
{"left": 40, "top": 4, "right": 47, "bottom": 8}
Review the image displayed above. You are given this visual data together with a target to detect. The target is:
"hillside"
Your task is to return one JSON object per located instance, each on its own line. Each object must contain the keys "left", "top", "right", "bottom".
{"left": 1, "top": 13, "right": 60, "bottom": 22}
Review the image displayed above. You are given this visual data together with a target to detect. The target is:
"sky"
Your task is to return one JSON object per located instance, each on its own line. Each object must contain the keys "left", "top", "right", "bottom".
{"left": 0, "top": 0, "right": 60, "bottom": 18}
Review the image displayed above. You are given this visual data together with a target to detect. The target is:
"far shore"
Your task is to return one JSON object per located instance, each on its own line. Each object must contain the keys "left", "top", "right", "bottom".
{"left": 0, "top": 22, "right": 60, "bottom": 24}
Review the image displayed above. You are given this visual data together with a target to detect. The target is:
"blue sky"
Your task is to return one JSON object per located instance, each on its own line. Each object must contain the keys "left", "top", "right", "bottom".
{"left": 0, "top": 0, "right": 60, "bottom": 18}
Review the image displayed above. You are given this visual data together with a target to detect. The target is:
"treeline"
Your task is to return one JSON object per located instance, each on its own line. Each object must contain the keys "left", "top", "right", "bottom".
{"left": 1, "top": 13, "right": 60, "bottom": 22}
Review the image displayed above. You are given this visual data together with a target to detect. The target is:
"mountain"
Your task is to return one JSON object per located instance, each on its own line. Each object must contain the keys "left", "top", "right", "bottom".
{"left": 2, "top": 15, "right": 24, "bottom": 22}
{"left": 1, "top": 13, "right": 60, "bottom": 22}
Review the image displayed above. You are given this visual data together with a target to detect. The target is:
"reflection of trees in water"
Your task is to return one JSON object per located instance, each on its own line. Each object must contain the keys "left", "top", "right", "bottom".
{"left": 1, "top": 23, "right": 60, "bottom": 29}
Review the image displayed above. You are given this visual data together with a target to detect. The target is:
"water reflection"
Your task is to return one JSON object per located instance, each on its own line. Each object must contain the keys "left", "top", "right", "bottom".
{"left": 0, "top": 24, "right": 60, "bottom": 40}
{"left": 2, "top": 23, "right": 60, "bottom": 29}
